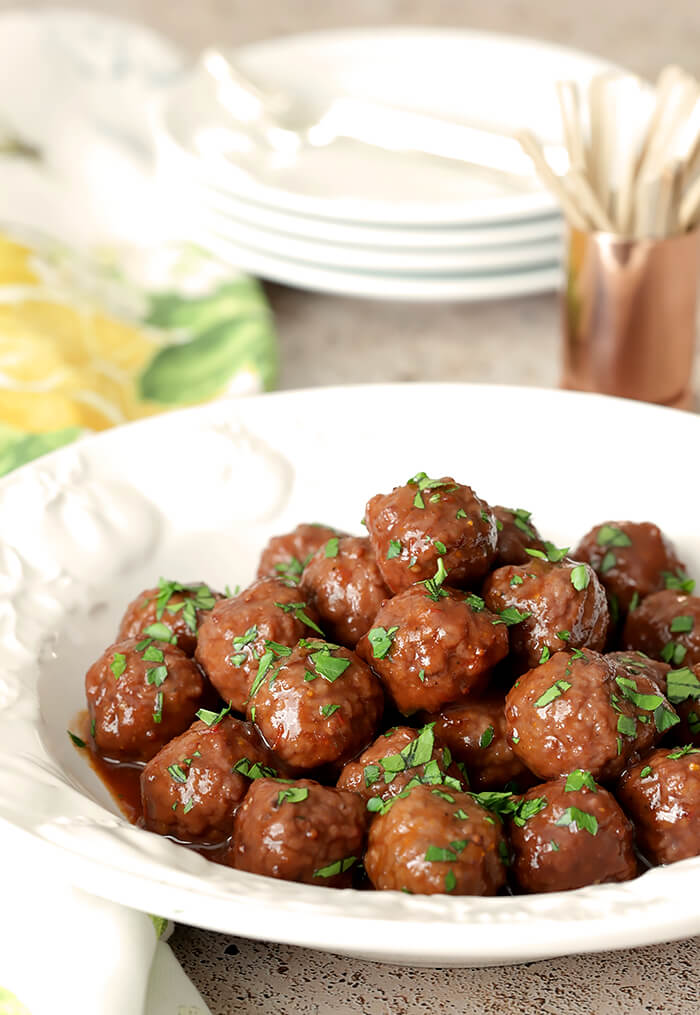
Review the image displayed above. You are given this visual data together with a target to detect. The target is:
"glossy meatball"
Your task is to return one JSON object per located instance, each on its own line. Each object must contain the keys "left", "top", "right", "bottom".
{"left": 364, "top": 785, "right": 507, "bottom": 895}
{"left": 505, "top": 650, "right": 678, "bottom": 782}
{"left": 365, "top": 474, "right": 498, "bottom": 594}
{"left": 617, "top": 746, "right": 700, "bottom": 864}
{"left": 300, "top": 535, "right": 389, "bottom": 648}
{"left": 85, "top": 637, "right": 206, "bottom": 762}
{"left": 140, "top": 713, "right": 275, "bottom": 843}
{"left": 195, "top": 578, "right": 322, "bottom": 712}
{"left": 356, "top": 586, "right": 508, "bottom": 715}
{"left": 426, "top": 695, "right": 535, "bottom": 791}
{"left": 336, "top": 724, "right": 463, "bottom": 803}
{"left": 492, "top": 506, "right": 546, "bottom": 567}
{"left": 623, "top": 590, "right": 700, "bottom": 668}
{"left": 483, "top": 556, "right": 609, "bottom": 669}
{"left": 246, "top": 640, "right": 383, "bottom": 770}
{"left": 117, "top": 580, "right": 221, "bottom": 656}
{"left": 574, "top": 521, "right": 688, "bottom": 619}
{"left": 227, "top": 778, "right": 367, "bottom": 886}
{"left": 256, "top": 523, "right": 340, "bottom": 582}
{"left": 509, "top": 773, "right": 637, "bottom": 893}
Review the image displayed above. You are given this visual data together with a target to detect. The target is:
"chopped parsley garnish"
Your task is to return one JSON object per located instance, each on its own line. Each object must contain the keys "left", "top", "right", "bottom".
{"left": 444, "top": 869, "right": 457, "bottom": 892}
{"left": 274, "top": 556, "right": 305, "bottom": 583}
{"left": 364, "top": 764, "right": 381, "bottom": 788}
{"left": 325, "top": 537, "right": 339, "bottom": 558}
{"left": 667, "top": 745, "right": 700, "bottom": 759}
{"left": 142, "top": 622, "right": 177, "bottom": 644}
{"left": 196, "top": 703, "right": 232, "bottom": 727}
{"left": 422, "top": 558, "right": 449, "bottom": 601}
{"left": 456, "top": 508, "right": 467, "bottom": 520}
{"left": 152, "top": 691, "right": 163, "bottom": 724}
{"left": 570, "top": 564, "right": 590, "bottom": 591}
{"left": 110, "top": 653, "right": 126, "bottom": 679}
{"left": 525, "top": 542, "right": 569, "bottom": 563}
{"left": 492, "top": 606, "right": 531, "bottom": 627}
{"left": 628, "top": 591, "right": 640, "bottom": 612}
{"left": 313, "top": 856, "right": 357, "bottom": 878}
{"left": 168, "top": 763, "right": 188, "bottom": 784}
{"left": 510, "top": 575, "right": 524, "bottom": 587}
{"left": 321, "top": 703, "right": 341, "bottom": 718}
{"left": 142, "top": 644, "right": 164, "bottom": 663}
{"left": 433, "top": 539, "right": 447, "bottom": 555}
{"left": 661, "top": 640, "right": 687, "bottom": 665}
{"left": 67, "top": 730, "right": 86, "bottom": 748}
{"left": 511, "top": 796, "right": 548, "bottom": 827}
{"left": 454, "top": 808, "right": 470, "bottom": 820}
{"left": 155, "top": 579, "right": 216, "bottom": 633}
{"left": 276, "top": 786, "right": 309, "bottom": 806}
{"left": 617, "top": 714, "right": 637, "bottom": 737}
{"left": 640, "top": 765, "right": 653, "bottom": 778}
{"left": 479, "top": 726, "right": 494, "bottom": 749}
{"left": 387, "top": 539, "right": 402, "bottom": 560}
{"left": 308, "top": 644, "right": 351, "bottom": 682}
{"left": 146, "top": 665, "right": 168, "bottom": 687}
{"left": 465, "top": 593, "right": 485, "bottom": 612}
{"left": 367, "top": 626, "right": 399, "bottom": 660}
{"left": 666, "top": 667, "right": 700, "bottom": 704}
{"left": 534, "top": 679, "right": 571, "bottom": 709}
{"left": 554, "top": 806, "right": 598, "bottom": 836}
{"left": 425, "top": 840, "right": 467, "bottom": 863}
{"left": 550, "top": 840, "right": 560, "bottom": 851}
{"left": 565, "top": 769, "right": 597, "bottom": 793}
{"left": 663, "top": 569, "right": 696, "bottom": 594}
{"left": 670, "top": 615, "right": 694, "bottom": 634}
{"left": 556, "top": 630, "right": 571, "bottom": 642}
{"left": 599, "top": 551, "right": 617, "bottom": 574}
{"left": 247, "top": 641, "right": 293, "bottom": 699}
{"left": 274, "top": 600, "right": 324, "bottom": 636}
{"left": 418, "top": 668, "right": 426, "bottom": 682}
{"left": 539, "top": 646, "right": 551, "bottom": 664}
{"left": 596, "top": 525, "right": 632, "bottom": 548}
{"left": 511, "top": 508, "right": 536, "bottom": 540}
{"left": 232, "top": 757, "right": 277, "bottom": 779}
{"left": 614, "top": 676, "right": 665, "bottom": 711}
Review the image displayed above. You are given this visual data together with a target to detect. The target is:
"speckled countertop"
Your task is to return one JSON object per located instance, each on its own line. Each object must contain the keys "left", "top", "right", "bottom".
{"left": 9, "top": 0, "right": 699, "bottom": 1008}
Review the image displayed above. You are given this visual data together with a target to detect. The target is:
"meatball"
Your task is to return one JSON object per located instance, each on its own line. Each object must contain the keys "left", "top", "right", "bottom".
{"left": 300, "top": 535, "right": 389, "bottom": 648}
{"left": 117, "top": 580, "right": 221, "bottom": 656}
{"left": 574, "top": 521, "right": 688, "bottom": 620}
{"left": 426, "top": 695, "right": 535, "bottom": 791}
{"left": 492, "top": 506, "right": 546, "bottom": 567}
{"left": 504, "top": 649, "right": 678, "bottom": 782}
{"left": 364, "top": 473, "right": 497, "bottom": 594}
{"left": 246, "top": 639, "right": 383, "bottom": 770}
{"left": 226, "top": 778, "right": 367, "bottom": 886}
{"left": 617, "top": 745, "right": 700, "bottom": 864}
{"left": 364, "top": 784, "right": 507, "bottom": 895}
{"left": 195, "top": 578, "right": 322, "bottom": 712}
{"left": 356, "top": 585, "right": 507, "bottom": 715}
{"left": 140, "top": 712, "right": 275, "bottom": 843}
{"left": 256, "top": 523, "right": 340, "bottom": 582}
{"left": 482, "top": 556, "right": 609, "bottom": 669}
{"left": 336, "top": 723, "right": 464, "bottom": 803}
{"left": 508, "top": 773, "right": 637, "bottom": 893}
{"left": 623, "top": 590, "right": 700, "bottom": 668}
{"left": 85, "top": 637, "right": 206, "bottom": 762}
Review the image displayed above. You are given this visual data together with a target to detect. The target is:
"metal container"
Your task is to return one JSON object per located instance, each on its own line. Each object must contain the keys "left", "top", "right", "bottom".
{"left": 561, "top": 227, "right": 700, "bottom": 408}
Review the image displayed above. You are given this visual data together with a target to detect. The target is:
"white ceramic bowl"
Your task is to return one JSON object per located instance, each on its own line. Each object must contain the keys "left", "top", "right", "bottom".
{"left": 0, "top": 384, "right": 698, "bottom": 967}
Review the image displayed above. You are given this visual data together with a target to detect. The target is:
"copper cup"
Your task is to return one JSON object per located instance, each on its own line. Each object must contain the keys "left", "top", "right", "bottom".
{"left": 561, "top": 227, "right": 700, "bottom": 409}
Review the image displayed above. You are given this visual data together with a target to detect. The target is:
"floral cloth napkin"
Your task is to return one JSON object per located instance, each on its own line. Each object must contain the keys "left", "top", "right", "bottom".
{"left": 0, "top": 8, "right": 276, "bottom": 1012}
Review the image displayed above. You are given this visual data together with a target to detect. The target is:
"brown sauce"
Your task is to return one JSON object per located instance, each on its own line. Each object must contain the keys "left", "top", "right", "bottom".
{"left": 73, "top": 709, "right": 144, "bottom": 825}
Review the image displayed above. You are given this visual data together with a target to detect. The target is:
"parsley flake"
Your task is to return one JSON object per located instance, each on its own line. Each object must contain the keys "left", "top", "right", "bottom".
{"left": 667, "top": 745, "right": 700, "bottom": 760}
{"left": 367, "top": 626, "right": 399, "bottom": 660}
{"left": 465, "top": 593, "right": 485, "bottom": 612}
{"left": 617, "top": 714, "right": 637, "bottom": 737}
{"left": 565, "top": 769, "right": 597, "bottom": 793}
{"left": 671, "top": 615, "right": 694, "bottom": 634}
{"left": 422, "top": 558, "right": 449, "bottom": 601}
{"left": 570, "top": 564, "right": 590, "bottom": 591}
{"left": 168, "top": 763, "right": 188, "bottom": 784}
{"left": 510, "top": 575, "right": 524, "bottom": 587}
{"left": 666, "top": 667, "right": 700, "bottom": 704}
{"left": 456, "top": 508, "right": 467, "bottom": 520}
{"left": 661, "top": 640, "right": 687, "bottom": 665}
{"left": 596, "top": 525, "right": 633, "bottom": 548}
{"left": 444, "top": 869, "right": 457, "bottom": 892}
{"left": 67, "top": 730, "right": 86, "bottom": 748}
{"left": 555, "top": 806, "right": 598, "bottom": 836}
{"left": 387, "top": 539, "right": 402, "bottom": 560}
{"left": 276, "top": 786, "right": 309, "bottom": 806}
{"left": 433, "top": 539, "right": 447, "bottom": 555}
{"left": 313, "top": 856, "right": 357, "bottom": 878}
{"left": 663, "top": 570, "right": 696, "bottom": 594}
{"left": 534, "top": 680, "right": 571, "bottom": 709}
{"left": 492, "top": 606, "right": 531, "bottom": 627}
{"left": 232, "top": 757, "right": 277, "bottom": 780}
{"left": 142, "top": 622, "right": 177, "bottom": 644}
{"left": 152, "top": 691, "right": 163, "bottom": 724}
{"left": 479, "top": 726, "right": 494, "bottom": 749}
{"left": 110, "top": 653, "right": 126, "bottom": 679}
{"left": 425, "top": 841, "right": 467, "bottom": 863}
{"left": 640, "top": 765, "right": 653, "bottom": 778}
{"left": 196, "top": 703, "right": 232, "bottom": 727}
{"left": 325, "top": 537, "right": 339, "bottom": 558}
{"left": 321, "top": 703, "right": 341, "bottom": 718}
{"left": 539, "top": 646, "right": 551, "bottom": 664}
{"left": 599, "top": 551, "right": 617, "bottom": 574}
{"left": 274, "top": 601, "right": 324, "bottom": 636}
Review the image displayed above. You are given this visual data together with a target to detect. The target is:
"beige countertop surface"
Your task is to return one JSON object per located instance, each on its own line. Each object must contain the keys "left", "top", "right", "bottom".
{"left": 7, "top": 0, "right": 700, "bottom": 1010}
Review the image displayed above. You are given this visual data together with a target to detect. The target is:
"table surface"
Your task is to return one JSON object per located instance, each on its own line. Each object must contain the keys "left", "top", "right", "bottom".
{"left": 9, "top": 0, "right": 700, "bottom": 1009}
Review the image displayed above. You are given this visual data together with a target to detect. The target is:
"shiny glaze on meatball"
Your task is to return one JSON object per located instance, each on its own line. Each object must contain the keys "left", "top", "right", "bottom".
{"left": 118, "top": 580, "right": 221, "bottom": 656}
{"left": 365, "top": 474, "right": 498, "bottom": 594}
{"left": 300, "top": 535, "right": 389, "bottom": 648}
{"left": 492, "top": 506, "right": 546, "bottom": 567}
{"left": 227, "top": 778, "right": 368, "bottom": 886}
{"left": 256, "top": 523, "right": 341, "bottom": 583}
{"left": 623, "top": 590, "right": 700, "bottom": 668}
{"left": 483, "top": 556, "right": 609, "bottom": 669}
{"left": 85, "top": 637, "right": 206, "bottom": 763}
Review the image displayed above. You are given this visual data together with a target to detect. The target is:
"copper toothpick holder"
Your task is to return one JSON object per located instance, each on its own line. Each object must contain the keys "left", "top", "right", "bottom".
{"left": 561, "top": 228, "right": 700, "bottom": 409}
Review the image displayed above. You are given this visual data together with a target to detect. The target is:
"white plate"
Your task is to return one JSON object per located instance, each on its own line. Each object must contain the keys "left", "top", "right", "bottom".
{"left": 193, "top": 210, "right": 563, "bottom": 274}
{"left": 193, "top": 229, "right": 562, "bottom": 301}
{"left": 153, "top": 28, "right": 615, "bottom": 226}
{"left": 0, "top": 384, "right": 698, "bottom": 968}
{"left": 157, "top": 143, "right": 564, "bottom": 249}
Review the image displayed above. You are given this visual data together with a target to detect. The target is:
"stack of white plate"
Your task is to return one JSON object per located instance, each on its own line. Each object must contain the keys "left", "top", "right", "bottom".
{"left": 151, "top": 29, "right": 615, "bottom": 301}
